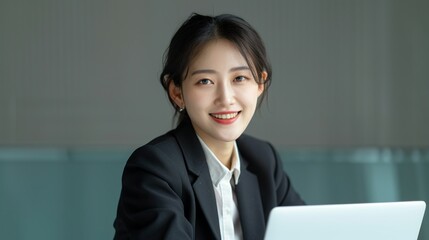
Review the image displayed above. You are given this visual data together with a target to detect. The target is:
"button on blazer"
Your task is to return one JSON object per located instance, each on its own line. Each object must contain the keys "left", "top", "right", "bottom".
{"left": 114, "top": 118, "right": 304, "bottom": 240}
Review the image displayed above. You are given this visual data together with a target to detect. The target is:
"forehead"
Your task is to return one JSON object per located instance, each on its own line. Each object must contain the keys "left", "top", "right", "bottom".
{"left": 187, "top": 39, "right": 250, "bottom": 71}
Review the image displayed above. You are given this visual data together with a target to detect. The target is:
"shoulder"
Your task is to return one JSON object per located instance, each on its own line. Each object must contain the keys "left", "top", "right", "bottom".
{"left": 124, "top": 130, "right": 187, "bottom": 183}
{"left": 237, "top": 134, "right": 279, "bottom": 170}
{"left": 237, "top": 134, "right": 276, "bottom": 157}
{"left": 132, "top": 130, "right": 180, "bottom": 160}
{"left": 128, "top": 119, "right": 199, "bottom": 167}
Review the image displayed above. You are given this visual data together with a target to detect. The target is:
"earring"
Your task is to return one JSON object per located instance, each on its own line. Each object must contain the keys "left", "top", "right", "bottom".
{"left": 179, "top": 107, "right": 185, "bottom": 112}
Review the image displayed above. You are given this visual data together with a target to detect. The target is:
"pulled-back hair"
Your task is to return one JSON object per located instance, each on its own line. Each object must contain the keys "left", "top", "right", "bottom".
{"left": 160, "top": 13, "right": 272, "bottom": 124}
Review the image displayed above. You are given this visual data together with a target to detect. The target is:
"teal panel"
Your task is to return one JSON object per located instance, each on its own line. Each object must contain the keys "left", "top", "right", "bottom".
{"left": 0, "top": 149, "right": 129, "bottom": 240}
{"left": 0, "top": 148, "right": 428, "bottom": 239}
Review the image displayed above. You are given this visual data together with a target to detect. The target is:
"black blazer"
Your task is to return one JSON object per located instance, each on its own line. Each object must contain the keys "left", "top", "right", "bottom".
{"left": 114, "top": 119, "right": 304, "bottom": 240}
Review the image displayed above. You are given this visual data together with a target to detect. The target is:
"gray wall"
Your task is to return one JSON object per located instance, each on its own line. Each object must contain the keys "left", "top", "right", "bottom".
{"left": 2, "top": 0, "right": 428, "bottom": 147}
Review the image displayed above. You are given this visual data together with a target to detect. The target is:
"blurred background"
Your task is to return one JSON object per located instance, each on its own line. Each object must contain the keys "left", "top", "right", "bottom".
{"left": 1, "top": 0, "right": 428, "bottom": 239}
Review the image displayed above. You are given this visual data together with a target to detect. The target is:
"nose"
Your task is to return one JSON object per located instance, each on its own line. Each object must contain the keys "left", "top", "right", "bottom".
{"left": 215, "top": 81, "right": 235, "bottom": 106}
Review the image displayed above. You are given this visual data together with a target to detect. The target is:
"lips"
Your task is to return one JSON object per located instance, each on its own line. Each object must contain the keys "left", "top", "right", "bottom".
{"left": 209, "top": 111, "right": 241, "bottom": 124}
{"left": 210, "top": 112, "right": 239, "bottom": 119}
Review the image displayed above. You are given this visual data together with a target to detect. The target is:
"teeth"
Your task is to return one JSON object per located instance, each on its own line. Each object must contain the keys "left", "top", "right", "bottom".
{"left": 211, "top": 112, "right": 238, "bottom": 119}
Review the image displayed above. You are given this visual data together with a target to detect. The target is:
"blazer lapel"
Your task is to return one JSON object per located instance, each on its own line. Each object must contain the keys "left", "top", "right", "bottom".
{"left": 173, "top": 119, "right": 221, "bottom": 240}
{"left": 236, "top": 157, "right": 266, "bottom": 240}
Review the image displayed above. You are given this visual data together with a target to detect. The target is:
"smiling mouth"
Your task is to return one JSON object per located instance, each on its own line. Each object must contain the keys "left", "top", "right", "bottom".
{"left": 210, "top": 111, "right": 241, "bottom": 120}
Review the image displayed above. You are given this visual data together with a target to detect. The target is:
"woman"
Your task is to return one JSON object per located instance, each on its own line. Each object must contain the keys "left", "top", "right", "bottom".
{"left": 114, "top": 13, "right": 305, "bottom": 240}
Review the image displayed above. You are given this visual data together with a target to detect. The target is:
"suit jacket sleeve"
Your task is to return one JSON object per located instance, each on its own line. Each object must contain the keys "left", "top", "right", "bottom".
{"left": 113, "top": 144, "right": 193, "bottom": 240}
{"left": 269, "top": 143, "right": 305, "bottom": 206}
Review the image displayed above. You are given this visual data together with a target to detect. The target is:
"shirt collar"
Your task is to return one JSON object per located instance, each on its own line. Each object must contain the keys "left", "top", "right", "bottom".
{"left": 196, "top": 135, "right": 241, "bottom": 187}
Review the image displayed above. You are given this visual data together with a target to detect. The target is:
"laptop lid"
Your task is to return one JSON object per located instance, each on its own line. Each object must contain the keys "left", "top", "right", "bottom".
{"left": 264, "top": 201, "right": 426, "bottom": 240}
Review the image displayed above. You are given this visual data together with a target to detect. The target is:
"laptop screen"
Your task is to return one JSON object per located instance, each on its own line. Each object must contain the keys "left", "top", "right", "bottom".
{"left": 264, "top": 201, "right": 426, "bottom": 240}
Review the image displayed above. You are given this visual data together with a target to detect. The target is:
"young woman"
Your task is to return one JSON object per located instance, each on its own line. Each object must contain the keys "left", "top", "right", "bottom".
{"left": 114, "top": 13, "right": 305, "bottom": 240}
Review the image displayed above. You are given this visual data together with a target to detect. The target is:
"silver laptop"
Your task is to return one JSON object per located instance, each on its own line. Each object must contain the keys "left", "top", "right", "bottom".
{"left": 264, "top": 201, "right": 426, "bottom": 240}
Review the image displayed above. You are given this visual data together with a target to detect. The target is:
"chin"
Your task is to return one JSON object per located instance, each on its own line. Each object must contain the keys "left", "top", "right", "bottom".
{"left": 216, "top": 131, "right": 243, "bottom": 142}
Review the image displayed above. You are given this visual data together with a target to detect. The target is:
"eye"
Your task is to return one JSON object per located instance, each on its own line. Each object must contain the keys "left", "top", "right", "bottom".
{"left": 234, "top": 76, "right": 248, "bottom": 82}
{"left": 197, "top": 79, "right": 213, "bottom": 85}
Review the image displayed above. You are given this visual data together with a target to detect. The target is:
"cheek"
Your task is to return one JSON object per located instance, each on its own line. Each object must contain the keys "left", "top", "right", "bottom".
{"left": 238, "top": 89, "right": 260, "bottom": 106}
{"left": 183, "top": 91, "right": 210, "bottom": 110}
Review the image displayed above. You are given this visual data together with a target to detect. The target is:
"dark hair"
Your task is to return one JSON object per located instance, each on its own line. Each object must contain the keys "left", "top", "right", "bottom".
{"left": 160, "top": 13, "right": 272, "bottom": 124}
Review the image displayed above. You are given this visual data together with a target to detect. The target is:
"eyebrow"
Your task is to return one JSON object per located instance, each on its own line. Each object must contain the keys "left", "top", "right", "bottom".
{"left": 190, "top": 66, "right": 251, "bottom": 76}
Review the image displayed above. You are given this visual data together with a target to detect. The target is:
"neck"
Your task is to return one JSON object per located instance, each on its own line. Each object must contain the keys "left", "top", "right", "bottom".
{"left": 206, "top": 140, "right": 235, "bottom": 169}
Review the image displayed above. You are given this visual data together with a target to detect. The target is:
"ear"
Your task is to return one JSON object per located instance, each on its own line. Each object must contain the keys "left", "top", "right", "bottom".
{"left": 168, "top": 81, "right": 184, "bottom": 109}
{"left": 257, "top": 71, "right": 268, "bottom": 96}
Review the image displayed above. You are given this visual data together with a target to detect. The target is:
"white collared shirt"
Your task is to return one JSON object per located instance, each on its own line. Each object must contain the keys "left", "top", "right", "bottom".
{"left": 197, "top": 136, "right": 243, "bottom": 240}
